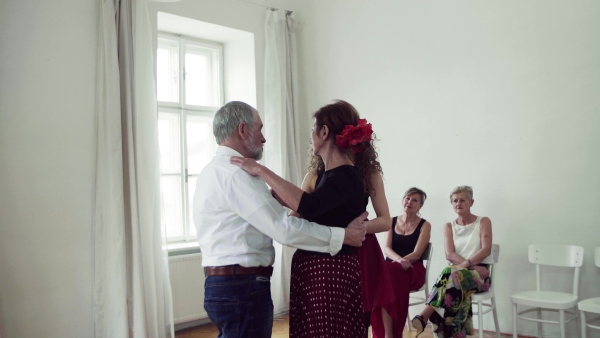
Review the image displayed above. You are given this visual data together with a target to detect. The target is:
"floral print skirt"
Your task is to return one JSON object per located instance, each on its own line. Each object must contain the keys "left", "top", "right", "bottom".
{"left": 426, "top": 265, "right": 490, "bottom": 338}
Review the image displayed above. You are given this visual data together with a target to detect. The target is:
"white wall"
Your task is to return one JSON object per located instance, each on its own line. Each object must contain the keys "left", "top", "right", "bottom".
{"left": 0, "top": 1, "right": 97, "bottom": 337}
{"left": 283, "top": 0, "right": 600, "bottom": 336}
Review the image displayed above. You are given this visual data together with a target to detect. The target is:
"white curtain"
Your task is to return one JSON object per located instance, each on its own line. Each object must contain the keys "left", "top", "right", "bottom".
{"left": 264, "top": 9, "right": 302, "bottom": 314}
{"left": 0, "top": 295, "right": 5, "bottom": 338}
{"left": 94, "top": 0, "right": 173, "bottom": 337}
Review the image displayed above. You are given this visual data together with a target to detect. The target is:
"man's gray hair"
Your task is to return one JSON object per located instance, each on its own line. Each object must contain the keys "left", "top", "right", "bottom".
{"left": 213, "top": 101, "right": 258, "bottom": 144}
{"left": 449, "top": 185, "right": 473, "bottom": 200}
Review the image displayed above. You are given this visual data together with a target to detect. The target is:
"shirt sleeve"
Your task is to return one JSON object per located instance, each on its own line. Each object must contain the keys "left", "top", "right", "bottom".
{"left": 227, "top": 169, "right": 344, "bottom": 255}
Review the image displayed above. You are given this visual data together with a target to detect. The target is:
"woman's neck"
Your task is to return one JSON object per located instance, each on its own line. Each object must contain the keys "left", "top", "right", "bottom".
{"left": 456, "top": 213, "right": 477, "bottom": 225}
{"left": 403, "top": 213, "right": 420, "bottom": 223}
{"left": 321, "top": 143, "right": 353, "bottom": 171}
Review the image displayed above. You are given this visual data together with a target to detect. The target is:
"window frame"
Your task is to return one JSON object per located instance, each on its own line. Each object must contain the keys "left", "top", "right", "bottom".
{"left": 157, "top": 32, "right": 224, "bottom": 245}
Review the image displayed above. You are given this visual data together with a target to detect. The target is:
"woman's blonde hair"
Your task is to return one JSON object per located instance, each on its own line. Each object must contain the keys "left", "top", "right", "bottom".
{"left": 404, "top": 187, "right": 427, "bottom": 205}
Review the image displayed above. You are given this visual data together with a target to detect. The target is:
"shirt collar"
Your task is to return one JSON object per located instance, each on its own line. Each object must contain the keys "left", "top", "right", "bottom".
{"left": 216, "top": 145, "right": 244, "bottom": 157}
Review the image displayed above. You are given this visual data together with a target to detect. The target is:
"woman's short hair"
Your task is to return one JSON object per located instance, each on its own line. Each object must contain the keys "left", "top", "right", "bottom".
{"left": 213, "top": 101, "right": 257, "bottom": 144}
{"left": 449, "top": 185, "right": 473, "bottom": 201}
{"left": 404, "top": 187, "right": 427, "bottom": 205}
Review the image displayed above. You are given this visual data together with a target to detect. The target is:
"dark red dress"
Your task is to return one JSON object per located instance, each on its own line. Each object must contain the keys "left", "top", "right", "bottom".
{"left": 371, "top": 218, "right": 428, "bottom": 338}
{"left": 357, "top": 233, "right": 397, "bottom": 326}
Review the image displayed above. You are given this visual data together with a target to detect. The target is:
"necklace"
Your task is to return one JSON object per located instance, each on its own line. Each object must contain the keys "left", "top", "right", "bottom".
{"left": 396, "top": 216, "right": 420, "bottom": 235}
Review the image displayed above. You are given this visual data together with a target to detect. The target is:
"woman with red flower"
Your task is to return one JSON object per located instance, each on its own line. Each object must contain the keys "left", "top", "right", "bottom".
{"left": 231, "top": 100, "right": 392, "bottom": 337}
{"left": 293, "top": 100, "right": 397, "bottom": 337}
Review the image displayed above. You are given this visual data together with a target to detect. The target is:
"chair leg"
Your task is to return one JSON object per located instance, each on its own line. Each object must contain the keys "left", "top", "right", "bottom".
{"left": 559, "top": 309, "right": 565, "bottom": 338}
{"left": 478, "top": 300, "right": 484, "bottom": 338}
{"left": 575, "top": 307, "right": 581, "bottom": 338}
{"left": 491, "top": 297, "right": 501, "bottom": 338}
{"left": 580, "top": 310, "right": 587, "bottom": 338}
{"left": 512, "top": 303, "right": 518, "bottom": 338}
{"left": 537, "top": 308, "right": 543, "bottom": 337}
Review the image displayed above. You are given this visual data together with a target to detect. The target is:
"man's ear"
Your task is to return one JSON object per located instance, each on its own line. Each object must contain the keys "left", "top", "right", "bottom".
{"left": 237, "top": 122, "right": 248, "bottom": 139}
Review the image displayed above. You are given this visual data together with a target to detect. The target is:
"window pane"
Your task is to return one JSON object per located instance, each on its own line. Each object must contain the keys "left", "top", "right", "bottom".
{"left": 157, "top": 38, "right": 179, "bottom": 103}
{"left": 188, "top": 176, "right": 197, "bottom": 238}
{"left": 186, "top": 115, "right": 215, "bottom": 174}
{"left": 185, "top": 45, "right": 219, "bottom": 106}
{"left": 161, "top": 176, "right": 183, "bottom": 240}
{"left": 158, "top": 112, "right": 181, "bottom": 174}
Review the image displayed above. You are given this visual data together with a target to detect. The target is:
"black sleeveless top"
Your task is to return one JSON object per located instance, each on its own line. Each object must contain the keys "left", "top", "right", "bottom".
{"left": 386, "top": 217, "right": 426, "bottom": 262}
{"left": 296, "top": 165, "right": 367, "bottom": 256}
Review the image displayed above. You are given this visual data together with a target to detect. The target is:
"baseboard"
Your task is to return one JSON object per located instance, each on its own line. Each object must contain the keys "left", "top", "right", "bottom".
{"left": 174, "top": 317, "right": 212, "bottom": 331}
{"left": 481, "top": 329, "right": 536, "bottom": 338}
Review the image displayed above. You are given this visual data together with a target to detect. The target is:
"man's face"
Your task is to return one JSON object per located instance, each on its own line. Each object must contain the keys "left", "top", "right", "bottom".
{"left": 244, "top": 112, "right": 266, "bottom": 160}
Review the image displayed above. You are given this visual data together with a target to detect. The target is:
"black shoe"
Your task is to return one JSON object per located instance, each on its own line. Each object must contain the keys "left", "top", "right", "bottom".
{"left": 411, "top": 315, "right": 426, "bottom": 337}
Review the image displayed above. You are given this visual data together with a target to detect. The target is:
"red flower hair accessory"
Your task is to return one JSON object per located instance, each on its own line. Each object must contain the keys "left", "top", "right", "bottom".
{"left": 335, "top": 118, "right": 373, "bottom": 153}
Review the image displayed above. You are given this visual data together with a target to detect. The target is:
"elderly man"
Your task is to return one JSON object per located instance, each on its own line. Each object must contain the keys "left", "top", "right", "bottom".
{"left": 193, "top": 101, "right": 367, "bottom": 338}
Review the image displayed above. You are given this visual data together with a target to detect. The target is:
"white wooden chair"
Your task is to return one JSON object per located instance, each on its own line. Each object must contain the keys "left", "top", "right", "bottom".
{"left": 406, "top": 242, "right": 433, "bottom": 330}
{"left": 511, "top": 244, "right": 584, "bottom": 338}
{"left": 578, "top": 247, "right": 600, "bottom": 338}
{"left": 472, "top": 243, "right": 501, "bottom": 338}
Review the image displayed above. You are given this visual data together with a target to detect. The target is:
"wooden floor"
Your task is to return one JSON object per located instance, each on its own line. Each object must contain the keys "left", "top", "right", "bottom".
{"left": 175, "top": 313, "right": 514, "bottom": 337}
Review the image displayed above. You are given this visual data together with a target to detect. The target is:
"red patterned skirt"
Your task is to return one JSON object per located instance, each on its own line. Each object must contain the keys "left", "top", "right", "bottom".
{"left": 289, "top": 250, "right": 366, "bottom": 338}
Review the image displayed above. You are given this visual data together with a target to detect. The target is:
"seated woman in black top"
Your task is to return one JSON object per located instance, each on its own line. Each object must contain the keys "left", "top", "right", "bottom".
{"left": 371, "top": 187, "right": 431, "bottom": 338}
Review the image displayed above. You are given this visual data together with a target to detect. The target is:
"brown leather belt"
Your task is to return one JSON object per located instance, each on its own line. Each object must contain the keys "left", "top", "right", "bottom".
{"left": 204, "top": 265, "right": 273, "bottom": 277}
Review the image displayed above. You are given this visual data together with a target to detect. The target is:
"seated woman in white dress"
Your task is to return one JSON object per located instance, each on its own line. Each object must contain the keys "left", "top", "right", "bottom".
{"left": 411, "top": 186, "right": 492, "bottom": 338}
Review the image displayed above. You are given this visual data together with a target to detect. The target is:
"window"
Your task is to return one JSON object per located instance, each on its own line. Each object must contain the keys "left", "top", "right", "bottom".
{"left": 156, "top": 33, "right": 223, "bottom": 244}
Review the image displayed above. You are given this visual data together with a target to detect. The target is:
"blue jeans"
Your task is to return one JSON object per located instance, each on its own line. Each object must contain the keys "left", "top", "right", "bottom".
{"left": 204, "top": 275, "right": 274, "bottom": 338}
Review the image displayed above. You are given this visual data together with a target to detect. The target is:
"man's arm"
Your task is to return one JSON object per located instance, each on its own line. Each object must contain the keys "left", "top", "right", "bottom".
{"left": 229, "top": 170, "right": 366, "bottom": 255}
{"left": 343, "top": 211, "right": 368, "bottom": 247}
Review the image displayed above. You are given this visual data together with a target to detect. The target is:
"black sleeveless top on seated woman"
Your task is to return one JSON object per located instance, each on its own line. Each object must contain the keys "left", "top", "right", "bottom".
{"left": 386, "top": 217, "right": 426, "bottom": 262}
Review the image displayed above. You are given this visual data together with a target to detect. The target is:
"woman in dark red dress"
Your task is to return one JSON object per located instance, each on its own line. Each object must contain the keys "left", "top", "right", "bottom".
{"left": 371, "top": 187, "right": 431, "bottom": 337}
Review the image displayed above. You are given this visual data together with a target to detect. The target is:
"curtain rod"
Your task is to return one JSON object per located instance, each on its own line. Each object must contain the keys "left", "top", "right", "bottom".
{"left": 235, "top": 0, "right": 293, "bottom": 14}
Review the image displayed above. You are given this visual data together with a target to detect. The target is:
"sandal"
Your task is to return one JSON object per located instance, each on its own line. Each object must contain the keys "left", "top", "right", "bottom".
{"left": 411, "top": 315, "right": 426, "bottom": 337}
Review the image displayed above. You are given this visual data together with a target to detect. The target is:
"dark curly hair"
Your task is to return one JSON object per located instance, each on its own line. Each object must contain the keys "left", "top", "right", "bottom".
{"left": 307, "top": 100, "right": 383, "bottom": 195}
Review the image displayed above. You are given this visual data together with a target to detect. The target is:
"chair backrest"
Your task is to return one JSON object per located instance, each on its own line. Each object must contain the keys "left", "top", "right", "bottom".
{"left": 528, "top": 244, "right": 584, "bottom": 295}
{"left": 595, "top": 247, "right": 600, "bottom": 268}
{"left": 479, "top": 244, "right": 499, "bottom": 292}
{"left": 481, "top": 244, "right": 500, "bottom": 265}
{"left": 421, "top": 242, "right": 433, "bottom": 262}
{"left": 420, "top": 243, "right": 433, "bottom": 294}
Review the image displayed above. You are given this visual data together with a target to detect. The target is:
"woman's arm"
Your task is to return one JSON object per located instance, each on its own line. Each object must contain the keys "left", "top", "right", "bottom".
{"left": 444, "top": 222, "right": 467, "bottom": 265}
{"left": 230, "top": 156, "right": 304, "bottom": 211}
{"left": 459, "top": 217, "right": 492, "bottom": 267}
{"left": 289, "top": 171, "right": 318, "bottom": 217}
{"left": 364, "top": 172, "right": 392, "bottom": 234}
{"left": 383, "top": 220, "right": 399, "bottom": 261}
{"left": 402, "top": 221, "right": 431, "bottom": 263}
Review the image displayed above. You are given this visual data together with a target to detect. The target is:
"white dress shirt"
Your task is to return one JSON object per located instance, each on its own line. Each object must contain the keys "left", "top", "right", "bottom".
{"left": 193, "top": 146, "right": 345, "bottom": 267}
